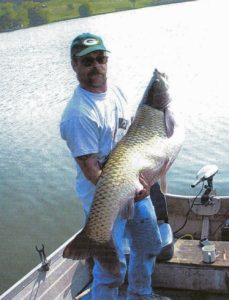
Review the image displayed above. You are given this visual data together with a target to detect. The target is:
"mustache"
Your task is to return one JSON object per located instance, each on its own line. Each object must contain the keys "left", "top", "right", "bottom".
{"left": 88, "top": 68, "right": 105, "bottom": 77}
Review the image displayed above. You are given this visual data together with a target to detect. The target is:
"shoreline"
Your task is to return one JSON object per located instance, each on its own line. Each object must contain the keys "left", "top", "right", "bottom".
{"left": 0, "top": 0, "right": 196, "bottom": 33}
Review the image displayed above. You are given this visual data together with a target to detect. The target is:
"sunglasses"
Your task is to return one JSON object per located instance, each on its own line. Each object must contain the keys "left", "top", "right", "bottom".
{"left": 77, "top": 55, "right": 108, "bottom": 67}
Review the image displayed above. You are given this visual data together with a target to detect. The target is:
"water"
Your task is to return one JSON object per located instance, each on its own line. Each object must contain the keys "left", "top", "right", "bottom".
{"left": 1, "top": 0, "right": 229, "bottom": 294}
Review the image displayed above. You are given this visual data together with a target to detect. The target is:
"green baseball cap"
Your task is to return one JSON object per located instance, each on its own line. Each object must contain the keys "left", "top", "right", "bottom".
{"left": 70, "top": 33, "right": 109, "bottom": 58}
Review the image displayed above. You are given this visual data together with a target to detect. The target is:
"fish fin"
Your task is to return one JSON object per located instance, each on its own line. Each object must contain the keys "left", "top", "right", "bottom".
{"left": 159, "top": 158, "right": 174, "bottom": 194}
{"left": 63, "top": 229, "right": 93, "bottom": 260}
{"left": 164, "top": 108, "right": 175, "bottom": 138}
{"left": 138, "top": 168, "right": 160, "bottom": 190}
{"left": 160, "top": 174, "right": 167, "bottom": 194}
{"left": 63, "top": 230, "right": 120, "bottom": 275}
{"left": 94, "top": 239, "right": 121, "bottom": 275}
{"left": 119, "top": 197, "right": 135, "bottom": 220}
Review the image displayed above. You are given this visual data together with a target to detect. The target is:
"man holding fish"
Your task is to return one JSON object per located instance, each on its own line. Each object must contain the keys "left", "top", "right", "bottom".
{"left": 60, "top": 32, "right": 181, "bottom": 300}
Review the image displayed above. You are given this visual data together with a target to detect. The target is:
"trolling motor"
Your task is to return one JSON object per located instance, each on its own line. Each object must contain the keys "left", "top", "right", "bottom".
{"left": 175, "top": 165, "right": 220, "bottom": 240}
{"left": 191, "top": 164, "right": 218, "bottom": 205}
{"left": 190, "top": 165, "right": 220, "bottom": 242}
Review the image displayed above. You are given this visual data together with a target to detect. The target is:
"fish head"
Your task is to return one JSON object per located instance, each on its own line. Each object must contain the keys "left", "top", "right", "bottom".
{"left": 141, "top": 69, "right": 171, "bottom": 111}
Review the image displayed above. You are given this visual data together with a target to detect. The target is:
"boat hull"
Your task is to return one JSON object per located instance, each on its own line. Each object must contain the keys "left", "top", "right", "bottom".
{"left": 1, "top": 194, "right": 229, "bottom": 299}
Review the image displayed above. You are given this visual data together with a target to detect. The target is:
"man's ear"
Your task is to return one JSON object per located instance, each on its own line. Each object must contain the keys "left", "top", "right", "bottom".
{"left": 71, "top": 59, "right": 78, "bottom": 72}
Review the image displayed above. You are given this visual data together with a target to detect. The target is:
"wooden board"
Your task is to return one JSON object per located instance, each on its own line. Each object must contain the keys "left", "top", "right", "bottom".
{"left": 153, "top": 239, "right": 229, "bottom": 294}
{"left": 170, "top": 239, "right": 229, "bottom": 267}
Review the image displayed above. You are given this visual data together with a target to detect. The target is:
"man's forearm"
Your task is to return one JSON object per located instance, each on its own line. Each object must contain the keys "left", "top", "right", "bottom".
{"left": 75, "top": 154, "right": 102, "bottom": 185}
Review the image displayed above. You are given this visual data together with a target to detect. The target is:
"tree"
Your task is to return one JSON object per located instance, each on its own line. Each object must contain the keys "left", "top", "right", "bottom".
{"left": 0, "top": 2, "right": 19, "bottom": 31}
{"left": 129, "top": 0, "right": 136, "bottom": 8}
{"left": 28, "top": 4, "right": 48, "bottom": 26}
{"left": 79, "top": 3, "right": 91, "bottom": 18}
{"left": 67, "top": 3, "right": 74, "bottom": 11}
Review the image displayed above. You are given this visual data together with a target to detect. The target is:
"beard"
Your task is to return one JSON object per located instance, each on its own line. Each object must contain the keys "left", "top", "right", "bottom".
{"left": 78, "top": 68, "right": 107, "bottom": 89}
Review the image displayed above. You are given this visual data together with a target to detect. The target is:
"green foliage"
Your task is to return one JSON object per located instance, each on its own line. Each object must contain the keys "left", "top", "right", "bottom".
{"left": 67, "top": 3, "right": 74, "bottom": 11}
{"left": 0, "top": 2, "right": 19, "bottom": 31}
{"left": 0, "top": 1, "right": 50, "bottom": 31}
{"left": 16, "top": 3, "right": 29, "bottom": 28}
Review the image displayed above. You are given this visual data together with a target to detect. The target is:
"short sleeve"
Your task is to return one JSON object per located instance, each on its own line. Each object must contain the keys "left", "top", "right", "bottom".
{"left": 60, "top": 115, "right": 99, "bottom": 158}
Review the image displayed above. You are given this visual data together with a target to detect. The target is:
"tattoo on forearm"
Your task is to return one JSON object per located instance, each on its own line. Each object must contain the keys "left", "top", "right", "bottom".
{"left": 76, "top": 154, "right": 100, "bottom": 170}
{"left": 77, "top": 154, "right": 96, "bottom": 161}
{"left": 76, "top": 154, "right": 101, "bottom": 184}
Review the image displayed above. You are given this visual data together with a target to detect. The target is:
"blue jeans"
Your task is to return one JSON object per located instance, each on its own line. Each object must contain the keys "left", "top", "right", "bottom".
{"left": 87, "top": 197, "right": 162, "bottom": 300}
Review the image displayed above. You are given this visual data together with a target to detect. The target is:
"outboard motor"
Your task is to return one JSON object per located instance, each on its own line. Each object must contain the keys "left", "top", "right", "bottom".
{"left": 191, "top": 164, "right": 218, "bottom": 188}
{"left": 191, "top": 164, "right": 218, "bottom": 205}
{"left": 191, "top": 165, "right": 220, "bottom": 242}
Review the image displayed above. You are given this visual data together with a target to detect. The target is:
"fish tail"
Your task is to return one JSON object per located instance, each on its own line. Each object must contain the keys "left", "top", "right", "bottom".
{"left": 63, "top": 230, "right": 120, "bottom": 275}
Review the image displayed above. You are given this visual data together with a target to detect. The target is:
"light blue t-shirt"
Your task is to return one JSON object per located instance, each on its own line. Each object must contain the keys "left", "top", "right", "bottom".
{"left": 60, "top": 84, "right": 131, "bottom": 215}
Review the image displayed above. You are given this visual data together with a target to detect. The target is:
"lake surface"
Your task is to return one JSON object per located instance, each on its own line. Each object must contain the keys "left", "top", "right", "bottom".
{"left": 1, "top": 0, "right": 229, "bottom": 293}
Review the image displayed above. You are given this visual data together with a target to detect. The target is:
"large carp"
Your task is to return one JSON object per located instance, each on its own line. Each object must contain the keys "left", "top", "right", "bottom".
{"left": 63, "top": 69, "right": 184, "bottom": 274}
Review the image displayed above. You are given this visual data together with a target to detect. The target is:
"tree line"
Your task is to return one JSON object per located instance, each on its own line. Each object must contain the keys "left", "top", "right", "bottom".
{"left": 0, "top": 0, "right": 191, "bottom": 33}
{"left": 0, "top": 1, "right": 48, "bottom": 32}
{"left": 0, "top": 0, "right": 94, "bottom": 32}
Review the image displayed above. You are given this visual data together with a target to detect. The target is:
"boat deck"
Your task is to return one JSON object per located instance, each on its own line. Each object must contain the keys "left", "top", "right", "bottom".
{"left": 153, "top": 239, "right": 229, "bottom": 293}
{"left": 80, "top": 286, "right": 229, "bottom": 300}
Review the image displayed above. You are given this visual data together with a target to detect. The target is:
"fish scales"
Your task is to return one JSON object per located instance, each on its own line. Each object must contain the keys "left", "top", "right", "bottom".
{"left": 85, "top": 106, "right": 167, "bottom": 241}
{"left": 63, "top": 69, "right": 184, "bottom": 274}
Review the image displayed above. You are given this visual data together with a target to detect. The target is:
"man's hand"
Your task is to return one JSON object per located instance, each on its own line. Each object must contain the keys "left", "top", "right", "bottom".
{"left": 134, "top": 173, "right": 151, "bottom": 202}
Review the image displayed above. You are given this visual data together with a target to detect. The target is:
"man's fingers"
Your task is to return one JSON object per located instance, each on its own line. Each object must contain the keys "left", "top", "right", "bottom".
{"left": 139, "top": 174, "right": 148, "bottom": 188}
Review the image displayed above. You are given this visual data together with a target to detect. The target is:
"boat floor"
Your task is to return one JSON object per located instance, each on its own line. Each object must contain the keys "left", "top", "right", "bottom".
{"left": 80, "top": 285, "right": 229, "bottom": 300}
{"left": 119, "top": 287, "right": 229, "bottom": 300}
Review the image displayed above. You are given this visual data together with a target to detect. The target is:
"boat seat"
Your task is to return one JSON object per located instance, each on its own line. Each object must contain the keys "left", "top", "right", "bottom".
{"left": 150, "top": 183, "right": 174, "bottom": 261}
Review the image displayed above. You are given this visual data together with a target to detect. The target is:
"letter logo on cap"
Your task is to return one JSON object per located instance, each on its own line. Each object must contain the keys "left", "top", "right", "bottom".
{"left": 83, "top": 38, "right": 99, "bottom": 46}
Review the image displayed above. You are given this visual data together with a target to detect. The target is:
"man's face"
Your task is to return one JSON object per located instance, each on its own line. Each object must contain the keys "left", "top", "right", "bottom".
{"left": 72, "top": 51, "right": 108, "bottom": 92}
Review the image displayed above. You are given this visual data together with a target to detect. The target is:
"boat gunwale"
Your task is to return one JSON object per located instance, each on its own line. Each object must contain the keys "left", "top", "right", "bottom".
{"left": 166, "top": 193, "right": 229, "bottom": 201}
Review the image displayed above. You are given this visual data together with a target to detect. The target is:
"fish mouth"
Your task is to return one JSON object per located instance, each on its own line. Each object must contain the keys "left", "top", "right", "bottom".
{"left": 141, "top": 68, "right": 171, "bottom": 110}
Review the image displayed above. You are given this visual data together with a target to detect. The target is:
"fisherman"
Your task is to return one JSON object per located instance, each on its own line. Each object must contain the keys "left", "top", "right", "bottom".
{"left": 60, "top": 32, "right": 171, "bottom": 300}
